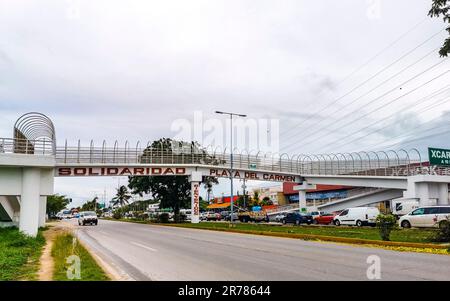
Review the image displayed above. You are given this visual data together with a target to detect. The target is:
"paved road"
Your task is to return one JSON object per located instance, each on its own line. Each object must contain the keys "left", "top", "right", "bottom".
{"left": 71, "top": 219, "right": 450, "bottom": 281}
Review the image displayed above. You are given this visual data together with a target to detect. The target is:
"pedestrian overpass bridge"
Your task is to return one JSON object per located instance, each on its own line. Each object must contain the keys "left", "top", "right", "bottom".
{"left": 1, "top": 112, "right": 449, "bottom": 236}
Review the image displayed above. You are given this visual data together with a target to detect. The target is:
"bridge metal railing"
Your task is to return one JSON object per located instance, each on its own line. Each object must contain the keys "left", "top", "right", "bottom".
{"left": 0, "top": 137, "right": 55, "bottom": 155}
{"left": 52, "top": 140, "right": 449, "bottom": 177}
{"left": 2, "top": 137, "right": 450, "bottom": 177}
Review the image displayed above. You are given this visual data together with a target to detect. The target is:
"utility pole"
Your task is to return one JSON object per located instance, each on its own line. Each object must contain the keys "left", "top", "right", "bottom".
{"left": 242, "top": 178, "right": 247, "bottom": 209}
{"left": 215, "top": 111, "right": 247, "bottom": 223}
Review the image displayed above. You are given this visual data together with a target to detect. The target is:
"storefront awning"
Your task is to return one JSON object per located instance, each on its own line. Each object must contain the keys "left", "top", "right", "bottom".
{"left": 207, "top": 203, "right": 231, "bottom": 209}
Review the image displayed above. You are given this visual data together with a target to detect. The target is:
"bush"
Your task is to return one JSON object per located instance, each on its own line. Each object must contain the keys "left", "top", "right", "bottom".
{"left": 112, "top": 211, "right": 122, "bottom": 219}
{"left": 432, "top": 217, "right": 450, "bottom": 243}
{"left": 157, "top": 213, "right": 170, "bottom": 223}
{"left": 174, "top": 213, "right": 186, "bottom": 223}
{"left": 376, "top": 214, "right": 397, "bottom": 241}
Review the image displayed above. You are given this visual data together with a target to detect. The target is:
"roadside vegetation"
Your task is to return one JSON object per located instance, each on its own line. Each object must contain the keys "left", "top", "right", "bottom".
{"left": 0, "top": 227, "right": 46, "bottom": 280}
{"left": 167, "top": 222, "right": 441, "bottom": 244}
{"left": 103, "top": 217, "right": 444, "bottom": 245}
{"left": 51, "top": 233, "right": 109, "bottom": 281}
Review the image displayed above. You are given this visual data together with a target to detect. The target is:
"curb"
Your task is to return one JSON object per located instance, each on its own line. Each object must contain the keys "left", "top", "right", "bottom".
{"left": 102, "top": 218, "right": 449, "bottom": 251}
{"left": 164, "top": 224, "right": 449, "bottom": 250}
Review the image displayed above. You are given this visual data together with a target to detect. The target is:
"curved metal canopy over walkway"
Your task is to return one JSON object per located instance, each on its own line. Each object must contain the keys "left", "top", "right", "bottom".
{"left": 3, "top": 112, "right": 57, "bottom": 155}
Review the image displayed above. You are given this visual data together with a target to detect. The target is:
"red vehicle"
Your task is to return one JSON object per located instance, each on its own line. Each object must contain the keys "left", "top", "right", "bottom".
{"left": 313, "top": 212, "right": 339, "bottom": 225}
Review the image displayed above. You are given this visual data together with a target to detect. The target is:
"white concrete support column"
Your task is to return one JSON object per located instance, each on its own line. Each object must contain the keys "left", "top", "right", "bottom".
{"left": 19, "top": 167, "right": 41, "bottom": 237}
{"left": 298, "top": 190, "right": 307, "bottom": 212}
{"left": 438, "top": 183, "right": 449, "bottom": 205}
{"left": 189, "top": 171, "right": 203, "bottom": 224}
{"left": 38, "top": 196, "right": 47, "bottom": 227}
{"left": 294, "top": 183, "right": 316, "bottom": 213}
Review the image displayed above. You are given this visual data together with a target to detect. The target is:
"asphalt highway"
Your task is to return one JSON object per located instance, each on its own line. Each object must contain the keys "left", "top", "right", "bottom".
{"left": 71, "top": 219, "right": 450, "bottom": 281}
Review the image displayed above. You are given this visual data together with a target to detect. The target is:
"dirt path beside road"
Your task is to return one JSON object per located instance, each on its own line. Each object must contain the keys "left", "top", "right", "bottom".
{"left": 37, "top": 222, "right": 73, "bottom": 281}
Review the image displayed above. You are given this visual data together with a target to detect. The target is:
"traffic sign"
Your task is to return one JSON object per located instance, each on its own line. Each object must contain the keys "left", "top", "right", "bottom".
{"left": 428, "top": 147, "right": 450, "bottom": 166}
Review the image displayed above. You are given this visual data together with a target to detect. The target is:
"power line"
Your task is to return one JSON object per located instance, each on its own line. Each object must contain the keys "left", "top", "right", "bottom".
{"left": 329, "top": 17, "right": 429, "bottom": 85}
{"left": 353, "top": 110, "right": 450, "bottom": 151}
{"left": 379, "top": 127, "right": 450, "bottom": 150}
{"left": 282, "top": 47, "right": 440, "bottom": 142}
{"left": 280, "top": 27, "right": 445, "bottom": 139}
{"left": 321, "top": 96, "right": 450, "bottom": 153}
{"left": 318, "top": 85, "right": 450, "bottom": 152}
{"left": 283, "top": 61, "right": 449, "bottom": 153}
{"left": 299, "top": 68, "right": 449, "bottom": 153}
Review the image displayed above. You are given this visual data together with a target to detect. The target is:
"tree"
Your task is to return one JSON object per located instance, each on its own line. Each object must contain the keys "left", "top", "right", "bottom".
{"left": 46, "top": 194, "right": 70, "bottom": 217}
{"left": 80, "top": 196, "right": 100, "bottom": 212}
{"left": 376, "top": 214, "right": 397, "bottom": 241}
{"left": 248, "top": 191, "right": 261, "bottom": 207}
{"left": 429, "top": 0, "right": 450, "bottom": 56}
{"left": 261, "top": 196, "right": 273, "bottom": 206}
{"left": 112, "top": 185, "right": 131, "bottom": 207}
{"left": 199, "top": 197, "right": 210, "bottom": 211}
{"left": 203, "top": 176, "right": 219, "bottom": 203}
{"left": 235, "top": 194, "right": 248, "bottom": 210}
{"left": 128, "top": 138, "right": 218, "bottom": 218}
{"left": 129, "top": 170, "right": 191, "bottom": 217}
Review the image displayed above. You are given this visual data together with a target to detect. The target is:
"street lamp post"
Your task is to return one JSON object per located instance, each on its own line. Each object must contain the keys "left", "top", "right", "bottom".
{"left": 215, "top": 111, "right": 247, "bottom": 224}
{"left": 242, "top": 178, "right": 247, "bottom": 209}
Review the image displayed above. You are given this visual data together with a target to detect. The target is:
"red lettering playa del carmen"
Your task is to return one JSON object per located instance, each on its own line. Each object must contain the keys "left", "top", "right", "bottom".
{"left": 209, "top": 169, "right": 297, "bottom": 182}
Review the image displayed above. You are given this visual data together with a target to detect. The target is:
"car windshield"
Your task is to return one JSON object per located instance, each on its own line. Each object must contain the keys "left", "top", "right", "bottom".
{"left": 83, "top": 212, "right": 96, "bottom": 216}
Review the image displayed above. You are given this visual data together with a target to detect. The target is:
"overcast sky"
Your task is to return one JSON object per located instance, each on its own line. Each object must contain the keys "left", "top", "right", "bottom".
{"left": 1, "top": 1, "right": 449, "bottom": 206}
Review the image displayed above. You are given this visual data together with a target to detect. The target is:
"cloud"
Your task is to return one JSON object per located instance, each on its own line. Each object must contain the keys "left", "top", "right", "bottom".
{"left": 1, "top": 0, "right": 449, "bottom": 201}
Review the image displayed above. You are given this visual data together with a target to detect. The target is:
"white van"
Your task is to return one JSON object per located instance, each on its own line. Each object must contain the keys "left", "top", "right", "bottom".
{"left": 391, "top": 199, "right": 419, "bottom": 217}
{"left": 333, "top": 207, "right": 380, "bottom": 227}
{"left": 399, "top": 206, "right": 450, "bottom": 228}
{"left": 180, "top": 209, "right": 192, "bottom": 221}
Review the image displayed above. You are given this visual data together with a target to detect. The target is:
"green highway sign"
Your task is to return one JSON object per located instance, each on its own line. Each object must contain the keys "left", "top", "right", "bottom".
{"left": 428, "top": 147, "right": 450, "bottom": 166}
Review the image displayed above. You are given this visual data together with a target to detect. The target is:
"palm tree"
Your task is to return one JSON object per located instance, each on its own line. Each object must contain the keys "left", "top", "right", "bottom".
{"left": 91, "top": 196, "right": 99, "bottom": 211}
{"left": 112, "top": 185, "right": 131, "bottom": 207}
{"left": 203, "top": 176, "right": 218, "bottom": 204}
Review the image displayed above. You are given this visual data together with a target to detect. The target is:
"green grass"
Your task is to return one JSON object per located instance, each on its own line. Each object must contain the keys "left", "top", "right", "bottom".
{"left": 51, "top": 233, "right": 109, "bottom": 281}
{"left": 103, "top": 218, "right": 440, "bottom": 244}
{"left": 168, "top": 222, "right": 439, "bottom": 244}
{"left": 0, "top": 227, "right": 46, "bottom": 280}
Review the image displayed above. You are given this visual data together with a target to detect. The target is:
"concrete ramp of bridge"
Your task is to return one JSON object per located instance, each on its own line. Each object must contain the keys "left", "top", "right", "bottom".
{"left": 0, "top": 196, "right": 17, "bottom": 223}
{"left": 317, "top": 189, "right": 403, "bottom": 213}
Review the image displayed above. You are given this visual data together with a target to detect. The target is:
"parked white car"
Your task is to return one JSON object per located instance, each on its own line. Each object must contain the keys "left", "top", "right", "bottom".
{"left": 333, "top": 207, "right": 380, "bottom": 227}
{"left": 399, "top": 206, "right": 450, "bottom": 228}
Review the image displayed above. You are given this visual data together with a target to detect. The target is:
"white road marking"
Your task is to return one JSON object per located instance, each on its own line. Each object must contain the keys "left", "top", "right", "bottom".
{"left": 130, "top": 241, "right": 158, "bottom": 252}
